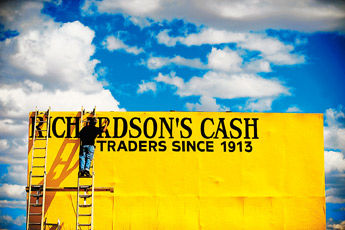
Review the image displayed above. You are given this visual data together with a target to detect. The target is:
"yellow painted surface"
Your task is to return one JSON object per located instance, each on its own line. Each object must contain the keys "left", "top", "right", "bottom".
{"left": 27, "top": 112, "right": 325, "bottom": 229}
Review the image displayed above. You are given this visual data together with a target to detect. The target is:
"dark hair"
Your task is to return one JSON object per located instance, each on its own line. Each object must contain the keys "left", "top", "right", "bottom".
{"left": 88, "top": 117, "right": 97, "bottom": 125}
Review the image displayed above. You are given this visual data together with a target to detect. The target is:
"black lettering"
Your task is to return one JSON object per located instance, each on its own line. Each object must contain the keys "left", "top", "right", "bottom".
{"left": 149, "top": 141, "right": 158, "bottom": 151}
{"left": 214, "top": 118, "right": 228, "bottom": 139}
{"left": 129, "top": 117, "right": 142, "bottom": 138}
{"left": 108, "top": 140, "right": 116, "bottom": 151}
{"left": 129, "top": 141, "right": 137, "bottom": 151}
{"left": 66, "top": 117, "right": 80, "bottom": 138}
{"left": 244, "top": 118, "right": 259, "bottom": 139}
{"left": 159, "top": 117, "right": 174, "bottom": 138}
{"left": 143, "top": 117, "right": 157, "bottom": 138}
{"left": 230, "top": 118, "right": 242, "bottom": 139}
{"left": 159, "top": 141, "right": 167, "bottom": 151}
{"left": 201, "top": 118, "right": 214, "bottom": 139}
{"left": 172, "top": 141, "right": 180, "bottom": 151}
{"left": 180, "top": 118, "right": 192, "bottom": 138}
{"left": 113, "top": 117, "right": 128, "bottom": 138}
{"left": 52, "top": 117, "right": 66, "bottom": 138}
{"left": 139, "top": 141, "right": 147, "bottom": 151}
{"left": 96, "top": 140, "right": 106, "bottom": 151}
{"left": 117, "top": 141, "right": 128, "bottom": 151}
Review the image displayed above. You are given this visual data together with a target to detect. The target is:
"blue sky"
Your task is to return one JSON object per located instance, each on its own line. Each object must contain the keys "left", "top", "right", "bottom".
{"left": 0, "top": 0, "right": 344, "bottom": 229}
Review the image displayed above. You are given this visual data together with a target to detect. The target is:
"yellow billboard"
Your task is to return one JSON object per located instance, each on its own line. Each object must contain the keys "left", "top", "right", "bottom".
{"left": 27, "top": 111, "right": 325, "bottom": 229}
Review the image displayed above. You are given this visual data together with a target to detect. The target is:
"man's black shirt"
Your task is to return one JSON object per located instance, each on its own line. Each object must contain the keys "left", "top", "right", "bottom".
{"left": 80, "top": 126, "right": 103, "bottom": 145}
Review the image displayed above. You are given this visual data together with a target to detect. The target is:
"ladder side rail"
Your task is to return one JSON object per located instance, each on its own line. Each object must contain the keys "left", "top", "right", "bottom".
{"left": 76, "top": 107, "right": 83, "bottom": 230}
{"left": 40, "top": 108, "right": 50, "bottom": 230}
{"left": 76, "top": 177, "right": 80, "bottom": 230}
{"left": 26, "top": 109, "right": 38, "bottom": 230}
{"left": 91, "top": 160, "right": 95, "bottom": 230}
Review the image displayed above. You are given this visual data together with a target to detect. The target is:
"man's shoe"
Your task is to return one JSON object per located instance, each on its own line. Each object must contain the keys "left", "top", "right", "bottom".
{"left": 78, "top": 171, "right": 83, "bottom": 177}
{"left": 84, "top": 170, "right": 92, "bottom": 178}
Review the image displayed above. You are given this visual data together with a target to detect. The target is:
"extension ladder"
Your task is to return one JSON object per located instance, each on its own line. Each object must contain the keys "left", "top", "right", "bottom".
{"left": 26, "top": 108, "right": 51, "bottom": 230}
{"left": 76, "top": 106, "right": 96, "bottom": 229}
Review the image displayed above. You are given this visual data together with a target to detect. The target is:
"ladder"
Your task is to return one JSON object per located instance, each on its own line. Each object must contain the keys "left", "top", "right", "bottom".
{"left": 76, "top": 106, "right": 96, "bottom": 230}
{"left": 26, "top": 107, "right": 51, "bottom": 230}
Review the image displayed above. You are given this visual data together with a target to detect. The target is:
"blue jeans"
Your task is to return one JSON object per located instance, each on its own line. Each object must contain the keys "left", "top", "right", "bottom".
{"left": 80, "top": 145, "right": 94, "bottom": 171}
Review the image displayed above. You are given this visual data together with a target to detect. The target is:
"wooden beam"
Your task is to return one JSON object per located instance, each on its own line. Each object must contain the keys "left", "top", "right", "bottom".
{"left": 26, "top": 187, "right": 114, "bottom": 193}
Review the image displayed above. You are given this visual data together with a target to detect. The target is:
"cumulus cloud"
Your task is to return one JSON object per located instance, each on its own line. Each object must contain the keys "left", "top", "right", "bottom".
{"left": 327, "top": 219, "right": 345, "bottom": 230}
{"left": 103, "top": 35, "right": 144, "bottom": 55}
{"left": 324, "top": 107, "right": 345, "bottom": 152}
{"left": 186, "top": 96, "right": 230, "bottom": 112}
{"left": 83, "top": 0, "right": 345, "bottom": 32}
{"left": 146, "top": 56, "right": 205, "bottom": 69}
{"left": 0, "top": 0, "right": 124, "bottom": 213}
{"left": 207, "top": 47, "right": 243, "bottom": 72}
{"left": 137, "top": 80, "right": 157, "bottom": 93}
{"left": 243, "top": 98, "right": 274, "bottom": 112}
{"left": 0, "top": 184, "right": 26, "bottom": 200}
{"left": 157, "top": 28, "right": 305, "bottom": 66}
{"left": 155, "top": 72, "right": 288, "bottom": 99}
{"left": 149, "top": 71, "right": 288, "bottom": 112}
{"left": 0, "top": 212, "right": 25, "bottom": 227}
{"left": 324, "top": 106, "right": 345, "bottom": 205}
{"left": 286, "top": 106, "right": 302, "bottom": 112}
{"left": 325, "top": 151, "right": 345, "bottom": 174}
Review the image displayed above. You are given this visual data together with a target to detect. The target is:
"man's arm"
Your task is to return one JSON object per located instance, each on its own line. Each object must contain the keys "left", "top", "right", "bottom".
{"left": 102, "top": 119, "right": 109, "bottom": 132}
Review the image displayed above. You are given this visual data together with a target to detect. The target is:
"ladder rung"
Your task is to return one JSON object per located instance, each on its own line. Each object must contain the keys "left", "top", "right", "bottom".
{"left": 39, "top": 129, "right": 47, "bottom": 131}
{"left": 30, "top": 194, "right": 43, "bottom": 197}
{"left": 78, "top": 223, "right": 91, "bottom": 226}
{"left": 29, "top": 213, "right": 42, "bottom": 216}
{"left": 79, "top": 214, "right": 92, "bottom": 216}
{"left": 79, "top": 204, "right": 92, "bottom": 208}
{"left": 32, "top": 166, "right": 45, "bottom": 168}
{"left": 34, "top": 147, "right": 46, "bottom": 149}
{"left": 32, "top": 175, "right": 44, "bottom": 177}
{"left": 29, "top": 222, "right": 41, "bottom": 225}
{"left": 30, "top": 203, "right": 42, "bottom": 207}
{"left": 79, "top": 185, "right": 92, "bottom": 189}
{"left": 79, "top": 194, "right": 92, "bottom": 198}
{"left": 33, "top": 156, "right": 46, "bottom": 158}
{"left": 31, "top": 185, "right": 43, "bottom": 188}
{"left": 35, "top": 138, "right": 47, "bottom": 140}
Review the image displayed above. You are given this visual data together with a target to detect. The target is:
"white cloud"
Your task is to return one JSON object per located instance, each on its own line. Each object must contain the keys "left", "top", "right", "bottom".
{"left": 244, "top": 98, "right": 274, "bottom": 112}
{"left": 324, "top": 107, "right": 345, "bottom": 152}
{"left": 325, "top": 151, "right": 345, "bottom": 174}
{"left": 157, "top": 29, "right": 304, "bottom": 69}
{"left": 286, "top": 106, "right": 301, "bottom": 112}
{"left": 158, "top": 71, "right": 288, "bottom": 99}
{"left": 207, "top": 47, "right": 243, "bottom": 72}
{"left": 153, "top": 71, "right": 288, "bottom": 112}
{"left": 0, "top": 213, "right": 25, "bottom": 226}
{"left": 327, "top": 219, "right": 345, "bottom": 230}
{"left": 83, "top": 0, "right": 345, "bottom": 32}
{"left": 245, "top": 59, "right": 271, "bottom": 73}
{"left": 157, "top": 29, "right": 305, "bottom": 66}
{"left": 186, "top": 96, "right": 230, "bottom": 112}
{"left": 0, "top": 200, "right": 26, "bottom": 210}
{"left": 326, "top": 188, "right": 345, "bottom": 204}
{"left": 127, "top": 16, "right": 153, "bottom": 28}
{"left": 92, "top": 0, "right": 161, "bottom": 17}
{"left": 103, "top": 35, "right": 144, "bottom": 55}
{"left": 157, "top": 28, "right": 246, "bottom": 47}
{"left": 0, "top": 184, "right": 26, "bottom": 200}
{"left": 146, "top": 56, "right": 205, "bottom": 69}
{"left": 0, "top": 1, "right": 125, "bottom": 205}
{"left": 137, "top": 81, "right": 157, "bottom": 94}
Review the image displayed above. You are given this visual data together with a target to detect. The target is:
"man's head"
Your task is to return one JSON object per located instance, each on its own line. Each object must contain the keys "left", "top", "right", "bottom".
{"left": 88, "top": 117, "right": 97, "bottom": 126}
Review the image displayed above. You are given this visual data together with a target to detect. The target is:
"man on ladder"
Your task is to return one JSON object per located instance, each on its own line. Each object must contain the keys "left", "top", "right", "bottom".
{"left": 79, "top": 117, "right": 108, "bottom": 177}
